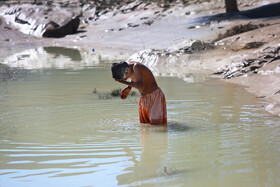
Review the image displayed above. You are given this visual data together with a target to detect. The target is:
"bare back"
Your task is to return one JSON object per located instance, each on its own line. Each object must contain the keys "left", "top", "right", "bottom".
{"left": 129, "top": 62, "right": 158, "bottom": 95}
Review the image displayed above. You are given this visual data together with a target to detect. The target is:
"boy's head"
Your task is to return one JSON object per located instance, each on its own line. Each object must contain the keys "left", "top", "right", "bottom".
{"left": 111, "top": 62, "right": 129, "bottom": 80}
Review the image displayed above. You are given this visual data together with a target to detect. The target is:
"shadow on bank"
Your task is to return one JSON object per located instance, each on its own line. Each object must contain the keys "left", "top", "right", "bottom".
{"left": 199, "top": 2, "right": 280, "bottom": 22}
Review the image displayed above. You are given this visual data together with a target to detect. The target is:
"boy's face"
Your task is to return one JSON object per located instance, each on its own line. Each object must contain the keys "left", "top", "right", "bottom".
{"left": 123, "top": 67, "right": 133, "bottom": 80}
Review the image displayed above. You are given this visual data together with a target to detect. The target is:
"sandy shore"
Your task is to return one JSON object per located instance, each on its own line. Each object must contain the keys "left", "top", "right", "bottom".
{"left": 0, "top": 0, "right": 280, "bottom": 116}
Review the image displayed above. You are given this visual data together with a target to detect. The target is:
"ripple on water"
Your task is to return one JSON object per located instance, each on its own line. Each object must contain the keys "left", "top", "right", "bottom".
{"left": 0, "top": 141, "right": 141, "bottom": 180}
{"left": 1, "top": 54, "right": 280, "bottom": 186}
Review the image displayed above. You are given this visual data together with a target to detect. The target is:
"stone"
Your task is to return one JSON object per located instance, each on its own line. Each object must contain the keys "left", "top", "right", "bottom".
{"left": 43, "top": 16, "right": 80, "bottom": 38}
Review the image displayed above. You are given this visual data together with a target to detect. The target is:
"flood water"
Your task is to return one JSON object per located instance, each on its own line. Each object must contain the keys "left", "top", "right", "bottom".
{"left": 0, "top": 47, "right": 280, "bottom": 187}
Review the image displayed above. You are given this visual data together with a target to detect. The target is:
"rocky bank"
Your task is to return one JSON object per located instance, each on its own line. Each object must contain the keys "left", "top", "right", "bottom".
{"left": 0, "top": 0, "right": 280, "bottom": 116}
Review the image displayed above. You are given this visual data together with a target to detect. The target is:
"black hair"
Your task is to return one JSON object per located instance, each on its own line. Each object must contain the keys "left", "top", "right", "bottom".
{"left": 111, "top": 62, "right": 129, "bottom": 79}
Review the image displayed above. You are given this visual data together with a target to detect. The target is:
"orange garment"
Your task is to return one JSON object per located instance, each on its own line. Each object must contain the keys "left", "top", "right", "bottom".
{"left": 139, "top": 88, "right": 167, "bottom": 125}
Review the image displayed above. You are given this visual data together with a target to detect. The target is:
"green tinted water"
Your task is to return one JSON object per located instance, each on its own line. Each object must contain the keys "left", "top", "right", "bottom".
{"left": 0, "top": 47, "right": 279, "bottom": 187}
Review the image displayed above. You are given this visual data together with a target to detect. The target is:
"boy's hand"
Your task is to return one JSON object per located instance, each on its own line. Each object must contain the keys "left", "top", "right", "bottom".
{"left": 120, "top": 86, "right": 131, "bottom": 100}
{"left": 115, "top": 79, "right": 125, "bottom": 84}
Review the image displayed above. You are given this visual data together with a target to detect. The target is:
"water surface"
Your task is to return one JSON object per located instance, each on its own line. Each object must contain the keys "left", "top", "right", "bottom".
{"left": 0, "top": 47, "right": 279, "bottom": 187}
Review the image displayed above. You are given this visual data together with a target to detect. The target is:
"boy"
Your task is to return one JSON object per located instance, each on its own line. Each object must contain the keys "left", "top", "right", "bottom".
{"left": 111, "top": 61, "right": 167, "bottom": 125}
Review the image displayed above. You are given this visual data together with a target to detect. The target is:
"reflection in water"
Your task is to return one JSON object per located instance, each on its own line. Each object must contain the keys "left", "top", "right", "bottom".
{"left": 0, "top": 48, "right": 280, "bottom": 186}
{"left": 1, "top": 46, "right": 209, "bottom": 83}
{"left": 43, "top": 47, "right": 82, "bottom": 61}
{"left": 117, "top": 125, "right": 168, "bottom": 185}
{"left": 0, "top": 47, "right": 101, "bottom": 70}
{"left": 151, "top": 65, "right": 211, "bottom": 83}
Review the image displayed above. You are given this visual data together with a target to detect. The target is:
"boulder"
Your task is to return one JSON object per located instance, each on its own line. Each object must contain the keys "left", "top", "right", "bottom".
{"left": 265, "top": 102, "right": 280, "bottom": 116}
{"left": 43, "top": 16, "right": 80, "bottom": 38}
{"left": 0, "top": 4, "right": 81, "bottom": 37}
{"left": 190, "top": 40, "right": 204, "bottom": 51}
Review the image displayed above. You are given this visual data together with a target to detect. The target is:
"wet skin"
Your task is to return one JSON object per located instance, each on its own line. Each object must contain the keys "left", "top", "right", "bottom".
{"left": 115, "top": 62, "right": 159, "bottom": 99}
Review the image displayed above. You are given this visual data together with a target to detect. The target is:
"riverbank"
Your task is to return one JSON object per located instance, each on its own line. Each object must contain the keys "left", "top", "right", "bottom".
{"left": 0, "top": 0, "right": 279, "bottom": 116}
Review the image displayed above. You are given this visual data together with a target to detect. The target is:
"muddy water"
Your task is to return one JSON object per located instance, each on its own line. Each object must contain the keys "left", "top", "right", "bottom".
{"left": 0, "top": 47, "right": 280, "bottom": 187}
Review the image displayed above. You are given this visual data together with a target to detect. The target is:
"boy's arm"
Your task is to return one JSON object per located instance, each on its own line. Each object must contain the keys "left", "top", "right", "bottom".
{"left": 124, "top": 85, "right": 132, "bottom": 89}
{"left": 120, "top": 86, "right": 131, "bottom": 100}
{"left": 116, "top": 65, "right": 144, "bottom": 90}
